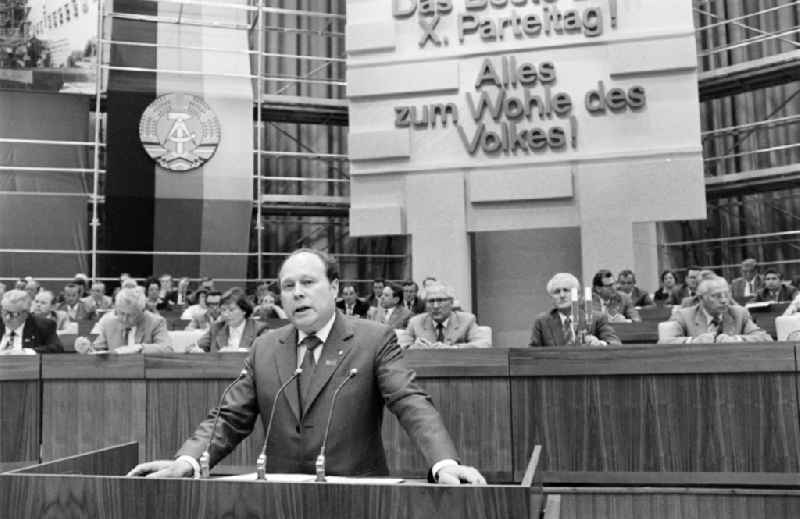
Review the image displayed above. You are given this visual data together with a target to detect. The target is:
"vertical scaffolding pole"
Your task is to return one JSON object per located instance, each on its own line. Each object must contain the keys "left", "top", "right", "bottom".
{"left": 90, "top": 0, "right": 105, "bottom": 283}
{"left": 255, "top": 0, "right": 265, "bottom": 281}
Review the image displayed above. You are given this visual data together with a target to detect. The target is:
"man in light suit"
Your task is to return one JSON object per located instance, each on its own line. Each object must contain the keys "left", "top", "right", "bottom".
{"left": 193, "top": 289, "right": 266, "bottom": 352}
{"left": 659, "top": 276, "right": 772, "bottom": 344}
{"left": 368, "top": 283, "right": 412, "bottom": 329}
{"left": 57, "top": 283, "right": 96, "bottom": 322}
{"left": 730, "top": 258, "right": 763, "bottom": 305}
{"left": 406, "top": 282, "right": 491, "bottom": 349}
{"left": 80, "top": 288, "right": 172, "bottom": 354}
{"left": 530, "top": 273, "right": 620, "bottom": 347}
{"left": 128, "top": 249, "right": 485, "bottom": 484}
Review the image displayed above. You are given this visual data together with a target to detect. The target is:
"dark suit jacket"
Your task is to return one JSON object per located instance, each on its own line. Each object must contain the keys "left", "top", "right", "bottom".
{"left": 0, "top": 315, "right": 63, "bottom": 353}
{"left": 403, "top": 297, "right": 427, "bottom": 315}
{"left": 176, "top": 311, "right": 458, "bottom": 476}
{"left": 529, "top": 308, "right": 621, "bottom": 346}
{"left": 336, "top": 299, "right": 370, "bottom": 318}
{"left": 667, "top": 285, "right": 694, "bottom": 305}
{"left": 755, "top": 285, "right": 798, "bottom": 303}
{"left": 731, "top": 275, "right": 764, "bottom": 305}
{"left": 197, "top": 318, "right": 267, "bottom": 353}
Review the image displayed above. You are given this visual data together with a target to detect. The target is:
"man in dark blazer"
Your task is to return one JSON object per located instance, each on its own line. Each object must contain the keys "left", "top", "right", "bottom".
{"left": 730, "top": 258, "right": 763, "bottom": 305}
{"left": 529, "top": 273, "right": 620, "bottom": 347}
{"left": 335, "top": 284, "right": 370, "bottom": 318}
{"left": 755, "top": 269, "right": 797, "bottom": 303}
{"left": 402, "top": 281, "right": 427, "bottom": 314}
{"left": 0, "top": 289, "right": 63, "bottom": 353}
{"left": 128, "top": 249, "right": 485, "bottom": 484}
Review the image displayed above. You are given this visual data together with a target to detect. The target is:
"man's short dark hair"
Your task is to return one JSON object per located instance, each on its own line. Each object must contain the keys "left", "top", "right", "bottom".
{"left": 221, "top": 288, "right": 253, "bottom": 318}
{"left": 592, "top": 269, "right": 614, "bottom": 288}
{"left": 64, "top": 282, "right": 80, "bottom": 292}
{"left": 385, "top": 283, "right": 403, "bottom": 301}
{"left": 764, "top": 269, "right": 781, "bottom": 278}
{"left": 617, "top": 269, "right": 636, "bottom": 283}
{"left": 206, "top": 290, "right": 223, "bottom": 300}
{"left": 280, "top": 248, "right": 340, "bottom": 283}
{"left": 373, "top": 278, "right": 385, "bottom": 285}
{"left": 402, "top": 280, "right": 418, "bottom": 290}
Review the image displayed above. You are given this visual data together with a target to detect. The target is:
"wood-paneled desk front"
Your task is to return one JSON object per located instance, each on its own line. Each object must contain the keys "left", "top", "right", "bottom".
{"left": 0, "top": 443, "right": 537, "bottom": 519}
{"left": 510, "top": 342, "right": 800, "bottom": 480}
{"left": 0, "top": 356, "right": 39, "bottom": 463}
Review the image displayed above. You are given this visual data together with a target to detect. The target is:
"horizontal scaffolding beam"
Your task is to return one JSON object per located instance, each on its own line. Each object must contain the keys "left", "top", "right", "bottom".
{"left": 705, "top": 164, "right": 800, "bottom": 198}
{"left": 698, "top": 50, "right": 800, "bottom": 101}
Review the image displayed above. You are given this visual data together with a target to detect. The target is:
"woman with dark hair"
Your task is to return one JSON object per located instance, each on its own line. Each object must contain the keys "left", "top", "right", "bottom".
{"left": 653, "top": 270, "right": 678, "bottom": 304}
{"left": 192, "top": 288, "right": 267, "bottom": 352}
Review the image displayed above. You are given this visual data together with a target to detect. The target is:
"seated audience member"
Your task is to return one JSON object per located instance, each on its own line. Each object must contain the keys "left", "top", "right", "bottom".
{"left": 369, "top": 283, "right": 413, "bottom": 329}
{"left": 252, "top": 282, "right": 271, "bottom": 306}
{"left": 57, "top": 283, "right": 96, "bottom": 322}
{"left": 175, "top": 277, "right": 190, "bottom": 306}
{"left": 23, "top": 278, "right": 40, "bottom": 301}
{"left": 402, "top": 280, "right": 426, "bottom": 314}
{"left": 253, "top": 292, "right": 287, "bottom": 320}
{"left": 181, "top": 289, "right": 208, "bottom": 320}
{"left": 731, "top": 258, "right": 763, "bottom": 305}
{"left": 145, "top": 279, "right": 171, "bottom": 313}
{"left": 659, "top": 276, "right": 771, "bottom": 344}
{"left": 193, "top": 289, "right": 267, "bottom": 352}
{"left": 336, "top": 284, "right": 370, "bottom": 317}
{"left": 80, "top": 288, "right": 172, "bottom": 354}
{"left": 88, "top": 282, "right": 113, "bottom": 312}
{"left": 755, "top": 269, "right": 797, "bottom": 303}
{"left": 365, "top": 278, "right": 385, "bottom": 308}
{"left": 31, "top": 290, "right": 70, "bottom": 331}
{"left": 0, "top": 289, "right": 63, "bottom": 354}
{"left": 159, "top": 274, "right": 178, "bottom": 306}
{"left": 591, "top": 270, "right": 641, "bottom": 322}
{"left": 616, "top": 269, "right": 653, "bottom": 307}
{"left": 653, "top": 270, "right": 678, "bottom": 304}
{"left": 667, "top": 267, "right": 700, "bottom": 305}
{"left": 186, "top": 290, "right": 222, "bottom": 330}
{"left": 530, "top": 273, "right": 620, "bottom": 347}
{"left": 678, "top": 269, "right": 719, "bottom": 308}
{"left": 406, "top": 281, "right": 491, "bottom": 348}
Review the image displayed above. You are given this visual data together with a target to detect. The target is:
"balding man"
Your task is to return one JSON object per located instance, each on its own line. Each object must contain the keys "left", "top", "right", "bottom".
{"left": 81, "top": 288, "right": 172, "bottom": 354}
{"left": 731, "top": 258, "right": 763, "bottom": 305}
{"left": 0, "top": 290, "right": 63, "bottom": 354}
{"left": 530, "top": 273, "right": 620, "bottom": 347}
{"left": 659, "top": 276, "right": 771, "bottom": 344}
{"left": 406, "top": 282, "right": 491, "bottom": 348}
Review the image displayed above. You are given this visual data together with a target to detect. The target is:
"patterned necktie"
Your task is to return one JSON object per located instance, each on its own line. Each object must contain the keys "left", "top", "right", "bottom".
{"left": 562, "top": 316, "right": 573, "bottom": 345}
{"left": 435, "top": 322, "right": 445, "bottom": 343}
{"left": 710, "top": 316, "right": 723, "bottom": 334}
{"left": 124, "top": 327, "right": 132, "bottom": 346}
{"left": 3, "top": 330, "right": 16, "bottom": 351}
{"left": 297, "top": 334, "right": 323, "bottom": 416}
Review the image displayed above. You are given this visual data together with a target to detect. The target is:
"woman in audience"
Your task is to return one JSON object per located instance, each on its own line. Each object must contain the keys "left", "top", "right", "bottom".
{"left": 253, "top": 291, "right": 287, "bottom": 320}
{"left": 144, "top": 279, "right": 171, "bottom": 314}
{"left": 181, "top": 289, "right": 208, "bottom": 321}
{"left": 653, "top": 270, "right": 678, "bottom": 305}
{"left": 191, "top": 289, "right": 266, "bottom": 352}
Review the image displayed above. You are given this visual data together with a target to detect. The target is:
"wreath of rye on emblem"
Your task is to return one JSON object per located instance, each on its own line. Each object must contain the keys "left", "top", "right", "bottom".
{"left": 139, "top": 93, "right": 222, "bottom": 172}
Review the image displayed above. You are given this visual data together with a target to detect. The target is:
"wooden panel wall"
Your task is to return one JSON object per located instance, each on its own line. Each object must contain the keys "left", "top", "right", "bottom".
{"left": 0, "top": 357, "right": 39, "bottom": 463}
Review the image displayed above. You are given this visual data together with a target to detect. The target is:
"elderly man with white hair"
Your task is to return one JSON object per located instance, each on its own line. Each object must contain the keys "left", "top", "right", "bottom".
{"left": 0, "top": 289, "right": 63, "bottom": 354}
{"left": 406, "top": 281, "right": 490, "bottom": 348}
{"left": 659, "top": 276, "right": 771, "bottom": 344}
{"left": 76, "top": 288, "right": 172, "bottom": 354}
{"left": 530, "top": 273, "right": 620, "bottom": 347}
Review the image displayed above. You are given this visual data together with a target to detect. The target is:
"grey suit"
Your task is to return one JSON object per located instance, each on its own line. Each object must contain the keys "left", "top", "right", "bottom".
{"left": 529, "top": 308, "right": 621, "bottom": 346}
{"left": 176, "top": 311, "right": 458, "bottom": 475}
{"left": 93, "top": 311, "right": 172, "bottom": 352}
{"left": 659, "top": 304, "right": 772, "bottom": 343}
{"left": 406, "top": 311, "right": 491, "bottom": 348}
{"left": 369, "top": 305, "right": 412, "bottom": 329}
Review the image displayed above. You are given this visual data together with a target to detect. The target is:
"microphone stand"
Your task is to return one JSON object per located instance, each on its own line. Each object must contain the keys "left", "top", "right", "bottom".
{"left": 256, "top": 368, "right": 303, "bottom": 480}
{"left": 200, "top": 367, "right": 248, "bottom": 478}
{"left": 315, "top": 369, "right": 358, "bottom": 482}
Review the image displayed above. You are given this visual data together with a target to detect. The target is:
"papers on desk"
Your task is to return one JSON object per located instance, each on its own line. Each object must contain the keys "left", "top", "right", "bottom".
{"left": 745, "top": 301, "right": 773, "bottom": 310}
{"left": 218, "top": 473, "right": 404, "bottom": 485}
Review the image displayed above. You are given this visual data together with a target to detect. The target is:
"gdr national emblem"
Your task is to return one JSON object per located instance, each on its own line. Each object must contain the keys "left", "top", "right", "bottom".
{"left": 139, "top": 93, "right": 221, "bottom": 172}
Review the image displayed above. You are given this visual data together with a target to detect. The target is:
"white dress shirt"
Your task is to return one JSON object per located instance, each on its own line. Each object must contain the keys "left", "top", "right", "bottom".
{"left": 0, "top": 323, "right": 25, "bottom": 353}
{"left": 225, "top": 320, "right": 247, "bottom": 350}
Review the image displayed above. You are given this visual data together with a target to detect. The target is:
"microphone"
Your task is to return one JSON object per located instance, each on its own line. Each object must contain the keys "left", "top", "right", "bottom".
{"left": 315, "top": 368, "right": 358, "bottom": 482}
{"left": 199, "top": 367, "right": 248, "bottom": 478}
{"left": 256, "top": 368, "right": 303, "bottom": 480}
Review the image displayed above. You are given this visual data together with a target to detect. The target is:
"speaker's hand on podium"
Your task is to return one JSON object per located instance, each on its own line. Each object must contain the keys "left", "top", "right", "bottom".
{"left": 127, "top": 459, "right": 194, "bottom": 478}
{"left": 436, "top": 464, "right": 486, "bottom": 485}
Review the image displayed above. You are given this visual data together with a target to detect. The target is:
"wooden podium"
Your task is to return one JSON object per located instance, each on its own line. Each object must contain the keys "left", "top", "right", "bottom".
{"left": 0, "top": 443, "right": 541, "bottom": 519}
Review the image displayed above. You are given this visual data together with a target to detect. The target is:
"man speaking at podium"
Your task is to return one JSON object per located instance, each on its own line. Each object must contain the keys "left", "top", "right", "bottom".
{"left": 129, "top": 249, "right": 485, "bottom": 484}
